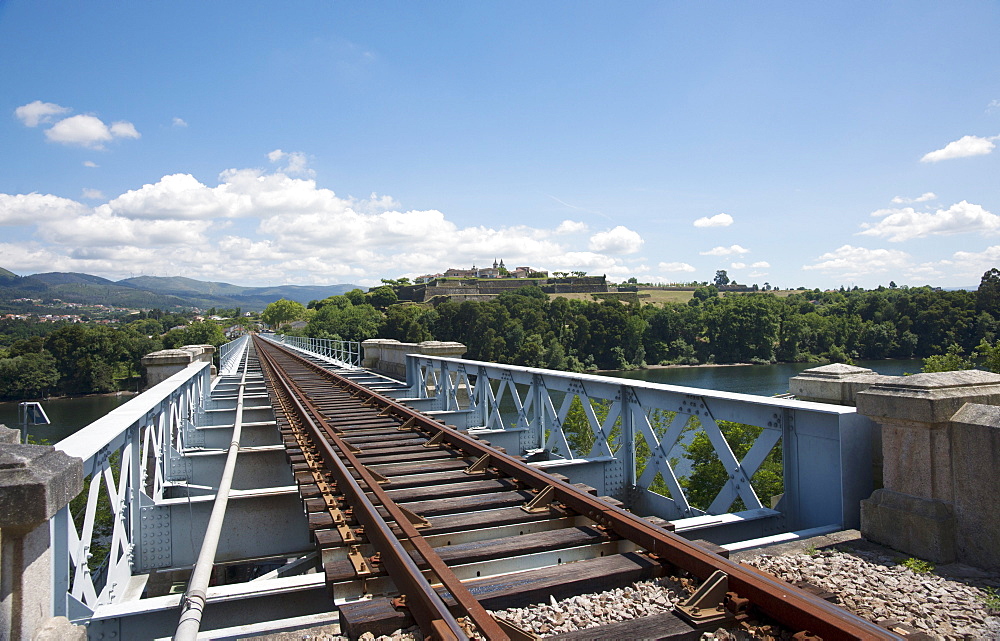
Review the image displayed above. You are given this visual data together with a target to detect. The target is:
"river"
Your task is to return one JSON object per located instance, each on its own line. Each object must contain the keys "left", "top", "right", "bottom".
{"left": 0, "top": 393, "right": 136, "bottom": 444}
{"left": 596, "top": 359, "right": 924, "bottom": 396}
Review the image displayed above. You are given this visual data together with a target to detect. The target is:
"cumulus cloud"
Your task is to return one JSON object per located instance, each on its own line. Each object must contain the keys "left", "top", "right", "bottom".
{"left": 891, "top": 192, "right": 937, "bottom": 204}
{"left": 0, "top": 193, "right": 88, "bottom": 225}
{"left": 45, "top": 114, "right": 140, "bottom": 149}
{"left": 556, "top": 220, "right": 588, "bottom": 234}
{"left": 172, "top": 117, "right": 188, "bottom": 127}
{"left": 921, "top": 135, "right": 996, "bottom": 162}
{"left": 658, "top": 261, "right": 695, "bottom": 273}
{"left": 700, "top": 244, "right": 749, "bottom": 256}
{"left": 693, "top": 213, "right": 734, "bottom": 228}
{"left": 81, "top": 188, "right": 104, "bottom": 200}
{"left": 15, "top": 100, "right": 71, "bottom": 127}
{"left": 859, "top": 201, "right": 1000, "bottom": 242}
{"left": 751, "top": 261, "right": 770, "bottom": 268}
{"left": 588, "top": 226, "right": 643, "bottom": 254}
{"left": 268, "top": 149, "right": 314, "bottom": 177}
{"left": 83, "top": 161, "right": 98, "bottom": 168}
{"left": 0, "top": 153, "right": 649, "bottom": 285}
{"left": 989, "top": 100, "right": 1000, "bottom": 114}
{"left": 803, "top": 245, "right": 911, "bottom": 277}
{"left": 731, "top": 262, "right": 746, "bottom": 269}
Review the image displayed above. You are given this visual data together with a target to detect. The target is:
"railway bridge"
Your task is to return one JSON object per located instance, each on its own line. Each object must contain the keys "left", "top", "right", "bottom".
{"left": 2, "top": 334, "right": 999, "bottom": 640}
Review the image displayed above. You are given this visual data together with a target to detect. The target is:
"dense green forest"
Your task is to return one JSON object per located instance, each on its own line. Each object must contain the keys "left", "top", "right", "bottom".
{"left": 0, "top": 311, "right": 228, "bottom": 400}
{"left": 280, "top": 270, "right": 1000, "bottom": 374}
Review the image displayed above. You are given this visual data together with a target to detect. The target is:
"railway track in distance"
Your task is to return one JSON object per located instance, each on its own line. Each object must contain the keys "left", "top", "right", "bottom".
{"left": 251, "top": 335, "right": 900, "bottom": 641}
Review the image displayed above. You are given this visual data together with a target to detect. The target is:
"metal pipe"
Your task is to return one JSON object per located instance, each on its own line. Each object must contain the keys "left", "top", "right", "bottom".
{"left": 173, "top": 344, "right": 251, "bottom": 641}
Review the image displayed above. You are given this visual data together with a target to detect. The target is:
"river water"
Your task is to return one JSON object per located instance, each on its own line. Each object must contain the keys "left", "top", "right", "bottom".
{"left": 596, "top": 359, "right": 924, "bottom": 396}
{"left": 0, "top": 393, "right": 135, "bottom": 444}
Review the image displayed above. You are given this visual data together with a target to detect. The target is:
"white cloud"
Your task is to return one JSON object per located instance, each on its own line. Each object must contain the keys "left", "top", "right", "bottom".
{"left": 555, "top": 220, "right": 588, "bottom": 234}
{"left": 921, "top": 135, "right": 996, "bottom": 162}
{"left": 45, "top": 114, "right": 141, "bottom": 149}
{"left": 14, "top": 100, "right": 70, "bottom": 127}
{"left": 859, "top": 201, "right": 1000, "bottom": 242}
{"left": 0, "top": 193, "right": 88, "bottom": 225}
{"left": 891, "top": 192, "right": 937, "bottom": 204}
{"left": 172, "top": 117, "right": 188, "bottom": 127}
{"left": 40, "top": 211, "right": 213, "bottom": 247}
{"left": 81, "top": 188, "right": 104, "bottom": 200}
{"left": 987, "top": 100, "right": 1000, "bottom": 114}
{"left": 83, "top": 161, "right": 98, "bottom": 168}
{"left": 109, "top": 121, "right": 140, "bottom": 139}
{"left": 658, "top": 261, "right": 696, "bottom": 273}
{"left": 731, "top": 262, "right": 746, "bottom": 269}
{"left": 693, "top": 213, "right": 734, "bottom": 228}
{"left": 803, "top": 245, "right": 911, "bottom": 278}
{"left": 268, "top": 149, "right": 314, "bottom": 177}
{"left": 751, "top": 261, "right": 770, "bottom": 268}
{"left": 0, "top": 153, "right": 652, "bottom": 285}
{"left": 949, "top": 245, "right": 1000, "bottom": 281}
{"left": 700, "top": 244, "right": 749, "bottom": 256}
{"left": 588, "top": 226, "right": 643, "bottom": 254}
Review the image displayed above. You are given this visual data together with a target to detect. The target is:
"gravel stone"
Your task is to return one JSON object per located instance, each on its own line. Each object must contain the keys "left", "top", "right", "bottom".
{"left": 743, "top": 548, "right": 1000, "bottom": 640}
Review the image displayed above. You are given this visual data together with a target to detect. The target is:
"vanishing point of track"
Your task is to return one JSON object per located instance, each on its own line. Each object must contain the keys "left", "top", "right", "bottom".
{"left": 251, "top": 335, "right": 897, "bottom": 641}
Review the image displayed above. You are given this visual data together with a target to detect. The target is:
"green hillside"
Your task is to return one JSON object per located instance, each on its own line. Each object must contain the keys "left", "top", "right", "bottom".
{"left": 0, "top": 267, "right": 361, "bottom": 311}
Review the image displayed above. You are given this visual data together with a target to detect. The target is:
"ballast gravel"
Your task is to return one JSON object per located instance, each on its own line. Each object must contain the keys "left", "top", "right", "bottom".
{"left": 741, "top": 548, "right": 1000, "bottom": 640}
{"left": 489, "top": 579, "right": 684, "bottom": 636}
{"left": 304, "top": 546, "right": 1000, "bottom": 640}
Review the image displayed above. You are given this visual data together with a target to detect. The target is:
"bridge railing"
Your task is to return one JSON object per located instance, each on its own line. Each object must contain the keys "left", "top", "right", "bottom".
{"left": 218, "top": 334, "right": 250, "bottom": 375}
{"left": 53, "top": 360, "right": 212, "bottom": 622}
{"left": 268, "top": 334, "right": 360, "bottom": 368}
{"left": 404, "top": 354, "right": 875, "bottom": 544}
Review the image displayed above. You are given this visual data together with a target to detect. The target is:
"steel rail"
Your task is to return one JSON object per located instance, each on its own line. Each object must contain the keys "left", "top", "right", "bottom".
{"left": 259, "top": 337, "right": 898, "bottom": 641}
{"left": 255, "top": 337, "right": 507, "bottom": 640}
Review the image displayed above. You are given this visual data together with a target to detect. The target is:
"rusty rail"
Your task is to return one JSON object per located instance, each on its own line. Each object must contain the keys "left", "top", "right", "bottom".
{"left": 255, "top": 335, "right": 898, "bottom": 641}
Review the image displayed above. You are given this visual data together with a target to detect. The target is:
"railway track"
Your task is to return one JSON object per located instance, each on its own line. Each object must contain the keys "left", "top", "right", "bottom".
{"left": 251, "top": 335, "right": 899, "bottom": 641}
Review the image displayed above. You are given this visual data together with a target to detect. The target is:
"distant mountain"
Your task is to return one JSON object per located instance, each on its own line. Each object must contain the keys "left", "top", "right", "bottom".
{"left": 0, "top": 268, "right": 361, "bottom": 311}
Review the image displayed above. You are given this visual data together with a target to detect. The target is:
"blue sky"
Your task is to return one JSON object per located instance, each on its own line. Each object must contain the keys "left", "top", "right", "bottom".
{"left": 1, "top": 2, "right": 998, "bottom": 289}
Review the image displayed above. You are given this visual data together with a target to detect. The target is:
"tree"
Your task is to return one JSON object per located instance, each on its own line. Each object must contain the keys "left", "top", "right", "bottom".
{"left": 262, "top": 299, "right": 307, "bottom": 329}
{"left": 714, "top": 270, "right": 730, "bottom": 287}
{"left": 921, "top": 344, "right": 973, "bottom": 373}
{"left": 162, "top": 322, "right": 227, "bottom": 349}
{"left": 681, "top": 420, "right": 783, "bottom": 513}
{"left": 366, "top": 285, "right": 398, "bottom": 309}
{"left": 978, "top": 268, "right": 1000, "bottom": 315}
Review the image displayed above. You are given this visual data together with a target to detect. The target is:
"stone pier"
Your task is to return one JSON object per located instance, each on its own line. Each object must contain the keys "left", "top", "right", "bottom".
{"left": 0, "top": 425, "right": 86, "bottom": 641}
{"left": 361, "top": 339, "right": 466, "bottom": 381}
{"left": 792, "top": 365, "right": 1000, "bottom": 569}
{"left": 141, "top": 343, "right": 217, "bottom": 388}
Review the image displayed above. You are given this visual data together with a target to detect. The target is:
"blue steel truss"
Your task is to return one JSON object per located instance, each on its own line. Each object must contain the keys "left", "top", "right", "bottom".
{"left": 402, "top": 354, "right": 875, "bottom": 544}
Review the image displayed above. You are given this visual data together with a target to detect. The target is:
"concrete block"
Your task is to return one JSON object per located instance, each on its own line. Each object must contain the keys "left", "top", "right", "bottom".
{"left": 789, "top": 363, "right": 893, "bottom": 406}
{"left": 32, "top": 616, "right": 86, "bottom": 641}
{"left": 856, "top": 370, "right": 1000, "bottom": 424}
{"left": 0, "top": 444, "right": 83, "bottom": 534}
{"left": 949, "top": 403, "right": 1000, "bottom": 570}
{"left": 860, "top": 489, "right": 956, "bottom": 564}
{"left": 0, "top": 424, "right": 19, "bottom": 444}
{"left": 141, "top": 348, "right": 195, "bottom": 387}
